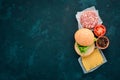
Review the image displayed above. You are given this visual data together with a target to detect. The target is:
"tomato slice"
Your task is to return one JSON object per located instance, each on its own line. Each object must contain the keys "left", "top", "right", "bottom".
{"left": 94, "top": 24, "right": 106, "bottom": 37}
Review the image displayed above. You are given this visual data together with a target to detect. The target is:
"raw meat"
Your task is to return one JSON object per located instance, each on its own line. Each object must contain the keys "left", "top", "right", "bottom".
{"left": 80, "top": 10, "right": 99, "bottom": 29}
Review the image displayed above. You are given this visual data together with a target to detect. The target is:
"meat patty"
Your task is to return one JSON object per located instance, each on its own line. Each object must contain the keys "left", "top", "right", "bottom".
{"left": 80, "top": 10, "right": 99, "bottom": 29}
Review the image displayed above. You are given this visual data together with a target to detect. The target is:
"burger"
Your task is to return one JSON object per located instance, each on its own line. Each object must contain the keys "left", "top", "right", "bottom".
{"left": 74, "top": 28, "right": 95, "bottom": 57}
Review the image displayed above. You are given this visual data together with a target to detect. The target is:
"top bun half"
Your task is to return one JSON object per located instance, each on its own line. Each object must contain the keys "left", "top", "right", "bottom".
{"left": 74, "top": 28, "right": 94, "bottom": 46}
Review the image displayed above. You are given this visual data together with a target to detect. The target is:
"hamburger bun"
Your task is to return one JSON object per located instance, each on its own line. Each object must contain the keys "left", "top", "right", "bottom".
{"left": 74, "top": 28, "right": 94, "bottom": 46}
{"left": 74, "top": 42, "right": 95, "bottom": 57}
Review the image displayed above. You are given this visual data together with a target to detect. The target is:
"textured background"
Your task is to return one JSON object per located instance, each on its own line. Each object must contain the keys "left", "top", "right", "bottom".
{"left": 0, "top": 0, "right": 120, "bottom": 80}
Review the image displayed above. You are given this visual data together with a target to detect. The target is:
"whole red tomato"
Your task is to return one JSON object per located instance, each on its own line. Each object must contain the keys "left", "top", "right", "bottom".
{"left": 94, "top": 24, "right": 106, "bottom": 37}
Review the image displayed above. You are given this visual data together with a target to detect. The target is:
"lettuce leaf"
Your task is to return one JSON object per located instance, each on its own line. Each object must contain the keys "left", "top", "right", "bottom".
{"left": 94, "top": 37, "right": 97, "bottom": 42}
{"left": 77, "top": 44, "right": 89, "bottom": 53}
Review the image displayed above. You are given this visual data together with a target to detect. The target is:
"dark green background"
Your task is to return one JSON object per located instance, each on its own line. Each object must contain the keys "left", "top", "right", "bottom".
{"left": 0, "top": 0, "right": 120, "bottom": 80}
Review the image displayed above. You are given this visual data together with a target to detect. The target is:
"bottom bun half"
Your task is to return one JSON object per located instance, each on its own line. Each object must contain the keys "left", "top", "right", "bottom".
{"left": 74, "top": 42, "right": 95, "bottom": 57}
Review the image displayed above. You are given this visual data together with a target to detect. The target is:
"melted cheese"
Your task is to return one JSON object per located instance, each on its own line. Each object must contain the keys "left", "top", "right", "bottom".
{"left": 81, "top": 49, "right": 104, "bottom": 71}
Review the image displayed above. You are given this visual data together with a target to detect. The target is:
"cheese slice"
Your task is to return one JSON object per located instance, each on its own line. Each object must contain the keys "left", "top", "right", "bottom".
{"left": 81, "top": 49, "right": 104, "bottom": 72}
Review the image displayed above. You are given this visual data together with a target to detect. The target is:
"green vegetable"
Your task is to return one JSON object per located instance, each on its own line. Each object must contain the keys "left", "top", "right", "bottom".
{"left": 77, "top": 44, "right": 89, "bottom": 53}
{"left": 94, "top": 37, "right": 97, "bottom": 42}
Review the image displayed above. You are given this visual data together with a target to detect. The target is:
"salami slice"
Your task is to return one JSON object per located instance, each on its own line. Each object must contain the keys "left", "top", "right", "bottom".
{"left": 80, "top": 10, "right": 99, "bottom": 29}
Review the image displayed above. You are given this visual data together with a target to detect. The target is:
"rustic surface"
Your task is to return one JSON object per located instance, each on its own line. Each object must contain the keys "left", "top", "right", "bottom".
{"left": 0, "top": 0, "right": 119, "bottom": 80}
